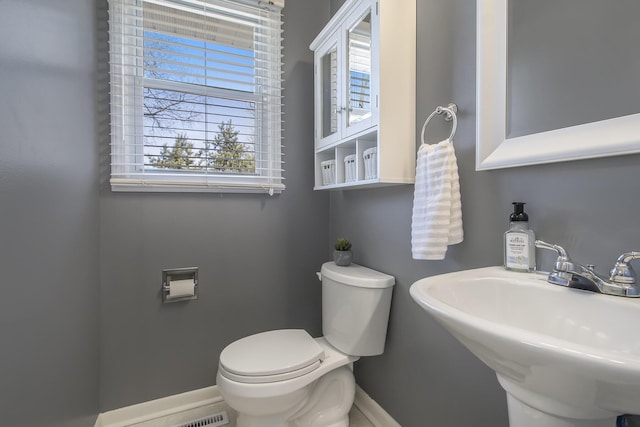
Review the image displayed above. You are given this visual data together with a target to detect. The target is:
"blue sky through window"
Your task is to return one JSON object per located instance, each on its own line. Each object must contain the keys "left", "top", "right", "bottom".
{"left": 142, "top": 30, "right": 258, "bottom": 172}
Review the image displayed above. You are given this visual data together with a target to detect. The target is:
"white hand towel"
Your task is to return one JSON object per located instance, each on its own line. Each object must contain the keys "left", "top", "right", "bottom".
{"left": 411, "top": 139, "right": 463, "bottom": 260}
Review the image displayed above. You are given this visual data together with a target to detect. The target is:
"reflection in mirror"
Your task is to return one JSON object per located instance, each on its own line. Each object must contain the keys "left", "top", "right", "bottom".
{"left": 321, "top": 46, "right": 338, "bottom": 139}
{"left": 507, "top": 0, "right": 640, "bottom": 138}
{"left": 347, "top": 12, "right": 372, "bottom": 127}
{"left": 476, "top": 0, "right": 640, "bottom": 170}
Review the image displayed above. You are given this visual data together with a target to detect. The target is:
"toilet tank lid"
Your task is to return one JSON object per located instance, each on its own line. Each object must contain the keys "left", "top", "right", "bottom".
{"left": 320, "top": 262, "right": 395, "bottom": 289}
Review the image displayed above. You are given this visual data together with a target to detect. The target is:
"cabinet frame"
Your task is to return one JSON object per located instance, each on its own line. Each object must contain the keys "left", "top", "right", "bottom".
{"left": 311, "top": 0, "right": 416, "bottom": 190}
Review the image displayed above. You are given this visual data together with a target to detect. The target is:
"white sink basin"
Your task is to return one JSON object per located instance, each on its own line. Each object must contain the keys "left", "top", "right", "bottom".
{"left": 410, "top": 266, "right": 640, "bottom": 427}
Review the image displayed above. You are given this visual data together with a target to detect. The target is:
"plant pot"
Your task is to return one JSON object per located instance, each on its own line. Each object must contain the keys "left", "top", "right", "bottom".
{"left": 333, "top": 250, "right": 352, "bottom": 266}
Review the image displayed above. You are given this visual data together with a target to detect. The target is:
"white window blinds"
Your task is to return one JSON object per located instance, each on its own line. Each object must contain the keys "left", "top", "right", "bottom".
{"left": 108, "top": 0, "right": 284, "bottom": 194}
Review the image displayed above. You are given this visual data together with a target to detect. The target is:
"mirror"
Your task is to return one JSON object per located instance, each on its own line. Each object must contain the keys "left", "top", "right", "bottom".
{"left": 476, "top": 0, "right": 640, "bottom": 170}
{"left": 320, "top": 46, "right": 338, "bottom": 139}
{"left": 347, "top": 12, "right": 372, "bottom": 127}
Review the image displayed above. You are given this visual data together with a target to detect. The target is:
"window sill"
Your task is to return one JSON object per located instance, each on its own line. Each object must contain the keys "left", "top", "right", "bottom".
{"left": 110, "top": 179, "right": 284, "bottom": 195}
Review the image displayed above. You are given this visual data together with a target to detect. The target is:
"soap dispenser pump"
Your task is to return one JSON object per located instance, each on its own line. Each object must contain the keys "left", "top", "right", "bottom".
{"left": 504, "top": 202, "right": 536, "bottom": 272}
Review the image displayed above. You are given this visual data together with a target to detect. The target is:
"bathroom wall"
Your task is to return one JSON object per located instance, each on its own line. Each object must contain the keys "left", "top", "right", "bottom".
{"left": 329, "top": 0, "right": 640, "bottom": 426}
{"left": 0, "top": 0, "right": 100, "bottom": 426}
{"left": 97, "top": 0, "right": 331, "bottom": 411}
{"left": 3, "top": 1, "right": 636, "bottom": 425}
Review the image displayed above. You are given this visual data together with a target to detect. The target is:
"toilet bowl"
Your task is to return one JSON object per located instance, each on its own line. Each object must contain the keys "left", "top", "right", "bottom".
{"left": 216, "top": 331, "right": 358, "bottom": 427}
{"left": 216, "top": 262, "right": 395, "bottom": 427}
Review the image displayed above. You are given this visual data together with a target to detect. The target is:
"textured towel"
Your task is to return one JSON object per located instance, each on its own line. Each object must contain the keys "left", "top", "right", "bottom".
{"left": 411, "top": 139, "right": 463, "bottom": 260}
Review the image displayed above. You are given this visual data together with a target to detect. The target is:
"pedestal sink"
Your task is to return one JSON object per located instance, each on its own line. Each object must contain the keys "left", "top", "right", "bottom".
{"left": 410, "top": 266, "right": 640, "bottom": 427}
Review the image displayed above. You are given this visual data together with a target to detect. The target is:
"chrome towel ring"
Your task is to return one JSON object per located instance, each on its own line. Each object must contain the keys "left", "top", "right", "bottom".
{"left": 420, "top": 103, "right": 458, "bottom": 145}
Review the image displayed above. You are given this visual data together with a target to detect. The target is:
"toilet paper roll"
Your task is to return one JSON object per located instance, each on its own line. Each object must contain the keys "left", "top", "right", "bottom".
{"left": 167, "top": 278, "right": 196, "bottom": 299}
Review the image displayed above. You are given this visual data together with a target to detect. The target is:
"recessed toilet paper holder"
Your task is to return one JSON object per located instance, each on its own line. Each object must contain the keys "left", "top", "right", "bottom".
{"left": 162, "top": 267, "right": 198, "bottom": 303}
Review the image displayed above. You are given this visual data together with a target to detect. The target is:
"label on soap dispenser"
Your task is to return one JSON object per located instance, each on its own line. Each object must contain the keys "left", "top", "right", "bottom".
{"left": 505, "top": 231, "right": 530, "bottom": 270}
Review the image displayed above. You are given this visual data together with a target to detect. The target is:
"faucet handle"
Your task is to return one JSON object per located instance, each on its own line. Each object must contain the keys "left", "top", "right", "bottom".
{"left": 535, "top": 240, "right": 575, "bottom": 272}
{"left": 609, "top": 252, "right": 640, "bottom": 284}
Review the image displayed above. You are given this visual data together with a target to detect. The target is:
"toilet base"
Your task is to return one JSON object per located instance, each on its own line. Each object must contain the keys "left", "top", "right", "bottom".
{"left": 232, "top": 366, "right": 355, "bottom": 427}
{"left": 290, "top": 366, "right": 355, "bottom": 427}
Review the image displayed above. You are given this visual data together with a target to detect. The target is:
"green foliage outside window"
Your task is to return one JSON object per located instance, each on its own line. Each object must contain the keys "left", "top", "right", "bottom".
{"left": 149, "top": 120, "right": 255, "bottom": 174}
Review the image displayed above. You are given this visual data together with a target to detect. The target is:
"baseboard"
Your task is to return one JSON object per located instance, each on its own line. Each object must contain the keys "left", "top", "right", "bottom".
{"left": 354, "top": 385, "right": 401, "bottom": 427}
{"left": 95, "top": 386, "right": 227, "bottom": 427}
{"left": 95, "top": 384, "right": 400, "bottom": 427}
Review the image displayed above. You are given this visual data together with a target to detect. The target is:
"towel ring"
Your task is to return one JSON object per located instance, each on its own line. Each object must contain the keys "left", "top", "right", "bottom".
{"left": 420, "top": 103, "right": 458, "bottom": 145}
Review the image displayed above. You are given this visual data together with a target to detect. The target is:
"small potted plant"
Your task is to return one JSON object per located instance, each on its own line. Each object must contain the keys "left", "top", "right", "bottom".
{"left": 333, "top": 238, "right": 353, "bottom": 266}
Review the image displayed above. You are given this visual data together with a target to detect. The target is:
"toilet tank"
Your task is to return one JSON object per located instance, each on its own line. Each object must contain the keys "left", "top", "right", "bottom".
{"left": 320, "top": 262, "right": 395, "bottom": 356}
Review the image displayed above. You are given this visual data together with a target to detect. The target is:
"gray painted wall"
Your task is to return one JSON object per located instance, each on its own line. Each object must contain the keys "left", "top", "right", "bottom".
{"left": 508, "top": 0, "right": 640, "bottom": 137}
{"left": 329, "top": 0, "right": 640, "bottom": 426}
{"left": 2, "top": 0, "right": 639, "bottom": 426}
{"left": 0, "top": 0, "right": 100, "bottom": 426}
{"left": 97, "top": 0, "right": 331, "bottom": 411}
{"left": 0, "top": 0, "right": 330, "bottom": 422}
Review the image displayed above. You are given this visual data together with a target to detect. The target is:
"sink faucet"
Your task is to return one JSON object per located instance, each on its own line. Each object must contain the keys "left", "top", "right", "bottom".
{"left": 534, "top": 240, "right": 640, "bottom": 297}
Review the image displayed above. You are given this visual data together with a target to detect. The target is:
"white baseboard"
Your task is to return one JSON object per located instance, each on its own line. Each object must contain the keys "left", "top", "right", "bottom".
{"left": 95, "top": 386, "right": 227, "bottom": 427}
{"left": 354, "top": 385, "right": 401, "bottom": 427}
{"left": 95, "top": 384, "right": 399, "bottom": 427}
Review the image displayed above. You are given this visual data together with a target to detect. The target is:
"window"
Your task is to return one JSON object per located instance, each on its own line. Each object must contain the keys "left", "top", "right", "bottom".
{"left": 108, "top": 0, "right": 284, "bottom": 194}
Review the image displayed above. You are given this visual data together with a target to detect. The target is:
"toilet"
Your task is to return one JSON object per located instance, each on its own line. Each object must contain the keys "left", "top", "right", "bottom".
{"left": 216, "top": 262, "right": 395, "bottom": 427}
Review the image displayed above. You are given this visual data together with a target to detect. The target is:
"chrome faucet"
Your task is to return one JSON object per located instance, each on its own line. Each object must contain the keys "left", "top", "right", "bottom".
{"left": 534, "top": 240, "right": 640, "bottom": 297}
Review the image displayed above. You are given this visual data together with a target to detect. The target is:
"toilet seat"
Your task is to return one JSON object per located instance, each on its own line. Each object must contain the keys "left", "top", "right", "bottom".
{"left": 219, "top": 329, "right": 325, "bottom": 384}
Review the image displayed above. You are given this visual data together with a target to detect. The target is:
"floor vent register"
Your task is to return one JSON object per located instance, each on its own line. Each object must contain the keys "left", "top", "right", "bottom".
{"left": 173, "top": 411, "right": 229, "bottom": 427}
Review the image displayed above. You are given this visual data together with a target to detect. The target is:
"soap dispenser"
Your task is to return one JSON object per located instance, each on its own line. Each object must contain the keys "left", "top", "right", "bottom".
{"left": 504, "top": 202, "right": 536, "bottom": 272}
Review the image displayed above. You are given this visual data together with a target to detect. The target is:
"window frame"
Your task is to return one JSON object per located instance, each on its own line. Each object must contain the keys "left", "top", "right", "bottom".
{"left": 108, "top": 0, "right": 284, "bottom": 194}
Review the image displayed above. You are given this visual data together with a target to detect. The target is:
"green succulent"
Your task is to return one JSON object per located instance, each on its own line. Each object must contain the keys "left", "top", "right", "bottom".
{"left": 334, "top": 238, "right": 352, "bottom": 251}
